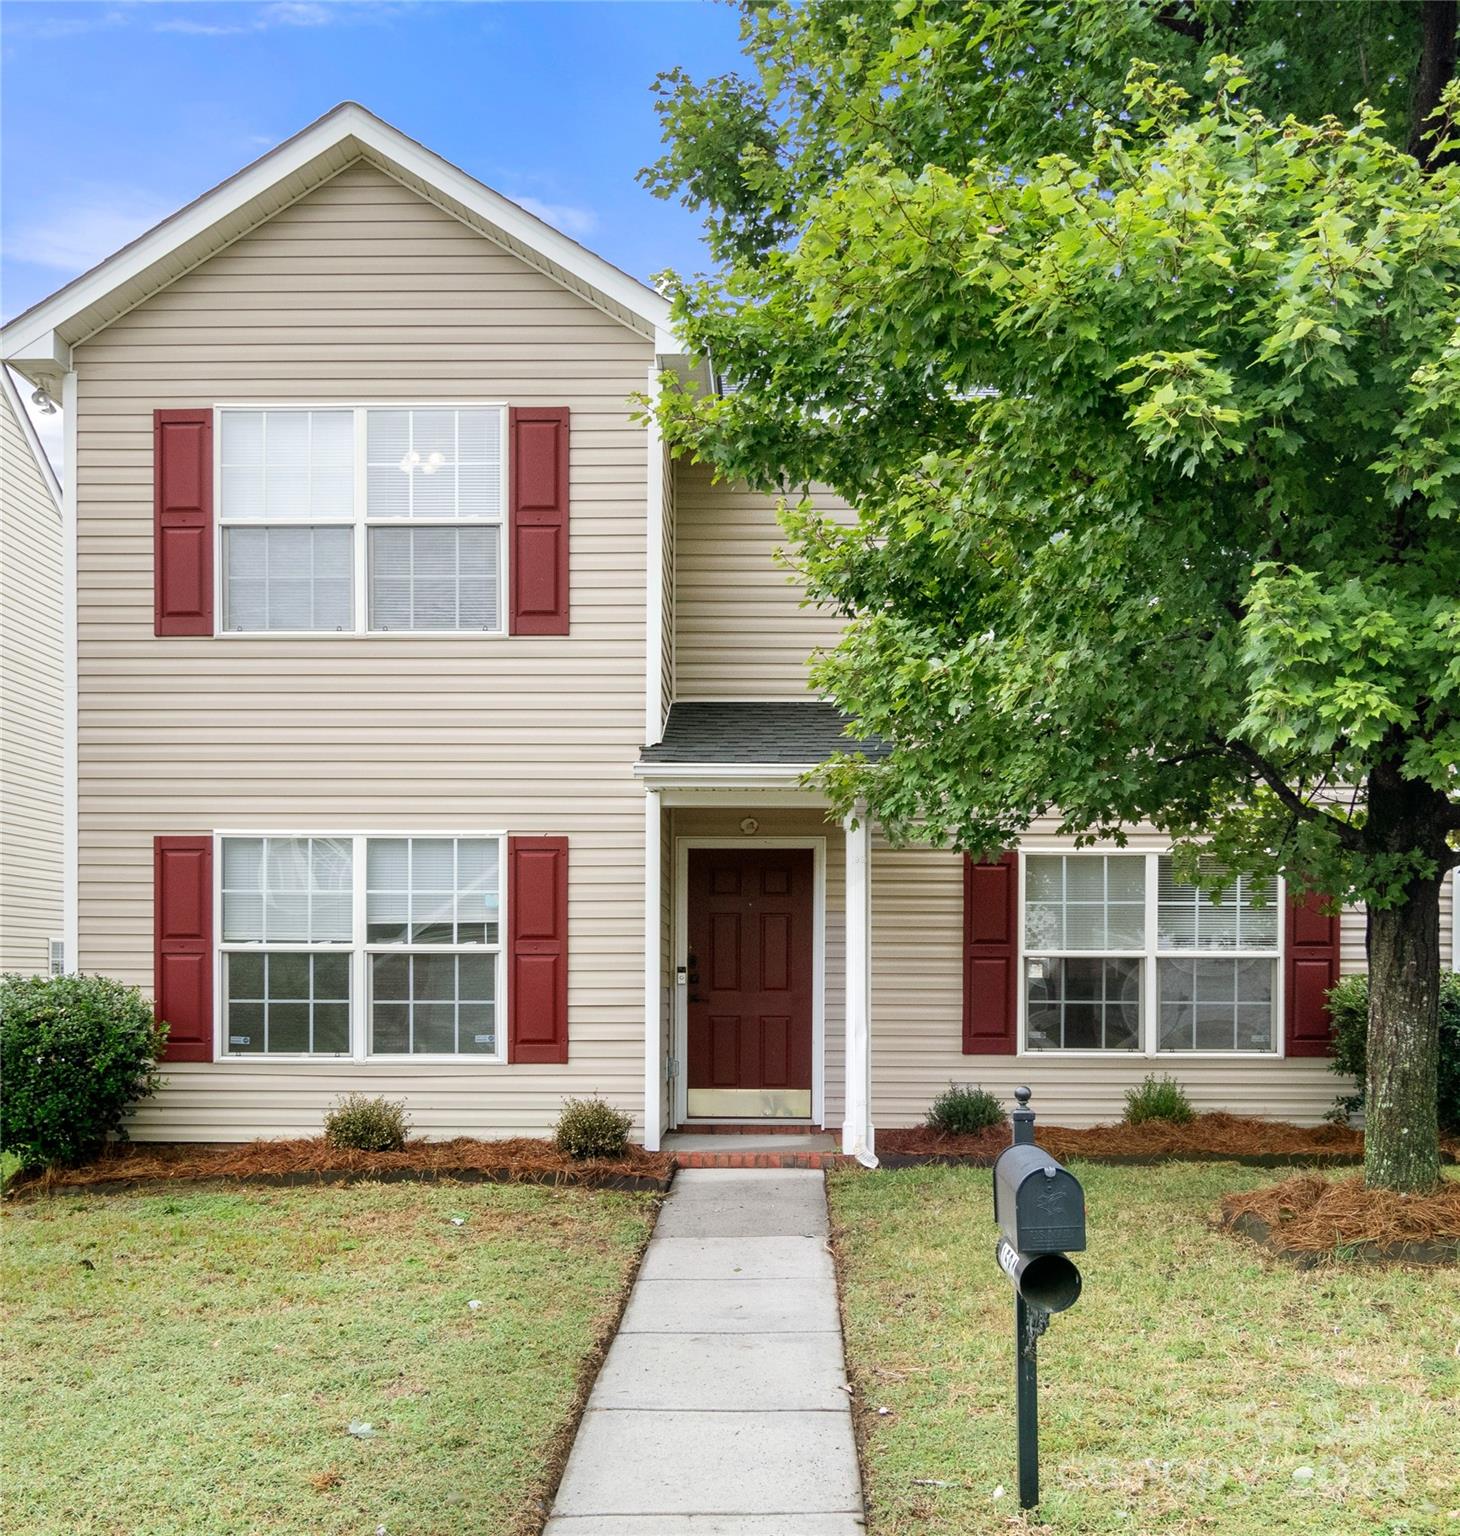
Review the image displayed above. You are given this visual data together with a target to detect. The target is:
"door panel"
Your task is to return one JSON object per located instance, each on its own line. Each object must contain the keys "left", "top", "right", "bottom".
{"left": 687, "top": 847, "right": 814, "bottom": 1118}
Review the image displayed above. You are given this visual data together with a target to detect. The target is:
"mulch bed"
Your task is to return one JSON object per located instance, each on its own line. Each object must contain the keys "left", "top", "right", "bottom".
{"left": 4, "top": 1136, "right": 675, "bottom": 1200}
{"left": 872, "top": 1112, "right": 1460, "bottom": 1168}
{"left": 1220, "top": 1172, "right": 1460, "bottom": 1265}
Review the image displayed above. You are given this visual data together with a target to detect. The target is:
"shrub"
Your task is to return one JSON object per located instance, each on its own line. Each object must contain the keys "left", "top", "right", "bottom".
{"left": 0, "top": 972, "right": 165, "bottom": 1169}
{"left": 324, "top": 1094, "right": 409, "bottom": 1152}
{"left": 1123, "top": 1073, "right": 1195, "bottom": 1126}
{"left": 554, "top": 1096, "right": 633, "bottom": 1160}
{"left": 1328, "top": 971, "right": 1460, "bottom": 1133}
{"left": 927, "top": 1082, "right": 1008, "bottom": 1136}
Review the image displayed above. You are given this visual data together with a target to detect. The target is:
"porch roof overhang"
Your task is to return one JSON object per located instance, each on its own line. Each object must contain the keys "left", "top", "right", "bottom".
{"left": 636, "top": 701, "right": 887, "bottom": 790}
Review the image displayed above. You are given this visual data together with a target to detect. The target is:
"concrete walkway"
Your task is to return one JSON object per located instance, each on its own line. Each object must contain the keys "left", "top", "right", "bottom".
{"left": 544, "top": 1169, "right": 865, "bottom": 1535}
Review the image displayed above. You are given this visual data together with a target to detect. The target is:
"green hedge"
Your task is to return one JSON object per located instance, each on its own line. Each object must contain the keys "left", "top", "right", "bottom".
{"left": 1328, "top": 971, "right": 1460, "bottom": 1133}
{"left": 1, "top": 973, "right": 165, "bottom": 1169}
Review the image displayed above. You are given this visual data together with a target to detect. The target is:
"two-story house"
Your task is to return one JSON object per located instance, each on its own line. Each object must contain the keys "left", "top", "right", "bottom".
{"left": 4, "top": 105, "right": 1449, "bottom": 1153}
{"left": 1, "top": 366, "right": 65, "bottom": 976}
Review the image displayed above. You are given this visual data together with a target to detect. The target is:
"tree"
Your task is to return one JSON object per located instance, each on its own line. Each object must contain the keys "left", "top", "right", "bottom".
{"left": 646, "top": 16, "right": 1460, "bottom": 1192}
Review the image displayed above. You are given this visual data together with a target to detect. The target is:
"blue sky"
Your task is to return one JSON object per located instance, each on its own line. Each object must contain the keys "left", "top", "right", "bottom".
{"left": 2, "top": 0, "right": 746, "bottom": 468}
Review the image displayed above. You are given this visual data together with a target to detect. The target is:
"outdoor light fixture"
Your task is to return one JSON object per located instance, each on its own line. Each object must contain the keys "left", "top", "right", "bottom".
{"left": 31, "top": 384, "right": 56, "bottom": 415}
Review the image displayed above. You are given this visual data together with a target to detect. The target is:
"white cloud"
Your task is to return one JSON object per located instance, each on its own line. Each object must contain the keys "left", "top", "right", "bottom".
{"left": 154, "top": 2, "right": 374, "bottom": 35}
{"left": 3, "top": 186, "right": 176, "bottom": 275}
{"left": 514, "top": 197, "right": 598, "bottom": 239}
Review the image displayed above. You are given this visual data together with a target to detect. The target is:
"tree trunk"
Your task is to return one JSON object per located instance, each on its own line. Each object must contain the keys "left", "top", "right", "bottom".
{"left": 1409, "top": 0, "right": 1459, "bottom": 168}
{"left": 1363, "top": 871, "right": 1443, "bottom": 1192}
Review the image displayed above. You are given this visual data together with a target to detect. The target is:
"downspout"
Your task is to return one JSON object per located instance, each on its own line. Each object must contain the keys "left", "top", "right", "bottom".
{"left": 61, "top": 368, "right": 79, "bottom": 973}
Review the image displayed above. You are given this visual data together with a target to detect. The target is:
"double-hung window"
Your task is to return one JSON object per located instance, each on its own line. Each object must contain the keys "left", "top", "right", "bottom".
{"left": 218, "top": 406, "right": 505, "bottom": 634}
{"left": 219, "top": 834, "right": 504, "bottom": 1059}
{"left": 1023, "top": 852, "right": 1280, "bottom": 1054}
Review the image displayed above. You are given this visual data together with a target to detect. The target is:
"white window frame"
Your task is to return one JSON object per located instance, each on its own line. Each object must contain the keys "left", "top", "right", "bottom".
{"left": 1017, "top": 846, "right": 1287, "bottom": 1059}
{"left": 213, "top": 830, "right": 508, "bottom": 1063}
{"left": 212, "top": 402, "right": 509, "bottom": 639}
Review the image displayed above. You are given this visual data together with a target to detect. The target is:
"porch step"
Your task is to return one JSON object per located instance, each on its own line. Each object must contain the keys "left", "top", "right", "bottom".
{"left": 664, "top": 1133, "right": 847, "bottom": 1170}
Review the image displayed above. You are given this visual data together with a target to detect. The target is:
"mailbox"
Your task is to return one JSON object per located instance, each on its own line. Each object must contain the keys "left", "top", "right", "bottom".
{"left": 993, "top": 1143, "right": 1086, "bottom": 1256}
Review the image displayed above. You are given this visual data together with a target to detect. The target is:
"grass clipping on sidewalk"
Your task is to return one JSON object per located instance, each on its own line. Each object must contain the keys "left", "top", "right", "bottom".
{"left": 9, "top": 1135, "right": 672, "bottom": 1195}
{"left": 1220, "top": 1171, "right": 1460, "bottom": 1256}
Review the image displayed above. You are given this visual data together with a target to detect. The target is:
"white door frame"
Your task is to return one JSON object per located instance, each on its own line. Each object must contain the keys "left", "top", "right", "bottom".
{"left": 672, "top": 836, "right": 828, "bottom": 1128}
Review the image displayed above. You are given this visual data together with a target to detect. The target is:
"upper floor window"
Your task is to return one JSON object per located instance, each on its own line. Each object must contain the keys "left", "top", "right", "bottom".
{"left": 1023, "top": 852, "right": 1280, "bottom": 1054}
{"left": 218, "top": 406, "right": 505, "bottom": 634}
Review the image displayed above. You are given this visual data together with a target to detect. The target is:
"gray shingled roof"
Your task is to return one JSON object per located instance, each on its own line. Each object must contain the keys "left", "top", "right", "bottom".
{"left": 640, "top": 702, "right": 888, "bottom": 766}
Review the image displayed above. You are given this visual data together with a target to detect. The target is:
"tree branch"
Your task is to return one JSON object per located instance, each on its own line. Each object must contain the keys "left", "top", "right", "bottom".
{"left": 1154, "top": 4, "right": 1206, "bottom": 44}
{"left": 1217, "top": 735, "right": 1365, "bottom": 851}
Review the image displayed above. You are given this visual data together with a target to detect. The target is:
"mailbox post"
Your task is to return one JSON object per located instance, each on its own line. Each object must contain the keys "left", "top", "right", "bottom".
{"left": 992, "top": 1086, "right": 1085, "bottom": 1509}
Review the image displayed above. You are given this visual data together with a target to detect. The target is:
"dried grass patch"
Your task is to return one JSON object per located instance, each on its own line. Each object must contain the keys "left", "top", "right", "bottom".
{"left": 7, "top": 1135, "right": 672, "bottom": 1197}
{"left": 1220, "top": 1171, "right": 1460, "bottom": 1257}
{"left": 875, "top": 1112, "right": 1460, "bottom": 1165}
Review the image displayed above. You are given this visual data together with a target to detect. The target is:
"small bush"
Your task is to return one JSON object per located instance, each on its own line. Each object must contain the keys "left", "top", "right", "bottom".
{"left": 1329, "top": 971, "right": 1460, "bottom": 1132}
{"left": 324, "top": 1094, "right": 409, "bottom": 1152}
{"left": 927, "top": 1082, "right": 1008, "bottom": 1136}
{"left": 554, "top": 1096, "right": 633, "bottom": 1161}
{"left": 0, "top": 972, "right": 165, "bottom": 1170}
{"left": 1123, "top": 1073, "right": 1195, "bottom": 1126}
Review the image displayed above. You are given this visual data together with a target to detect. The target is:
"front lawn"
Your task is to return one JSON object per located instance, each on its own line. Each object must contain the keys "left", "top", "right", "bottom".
{"left": 2, "top": 1180, "right": 657, "bottom": 1536}
{"left": 830, "top": 1162, "right": 1460, "bottom": 1535}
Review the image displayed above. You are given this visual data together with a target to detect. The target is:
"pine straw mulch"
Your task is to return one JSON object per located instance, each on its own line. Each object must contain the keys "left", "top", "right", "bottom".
{"left": 1219, "top": 1172, "right": 1460, "bottom": 1264}
{"left": 4, "top": 1136, "right": 675, "bottom": 1201}
{"left": 873, "top": 1112, "right": 1460, "bottom": 1167}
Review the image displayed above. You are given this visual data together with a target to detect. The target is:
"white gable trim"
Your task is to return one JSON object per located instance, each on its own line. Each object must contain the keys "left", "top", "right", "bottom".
{"left": 2, "top": 102, "right": 677, "bottom": 383}
{"left": 1, "top": 367, "right": 62, "bottom": 511}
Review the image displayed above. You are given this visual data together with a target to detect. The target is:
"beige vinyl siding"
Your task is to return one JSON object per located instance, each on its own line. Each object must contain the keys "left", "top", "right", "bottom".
{"left": 1, "top": 383, "right": 64, "bottom": 974}
{"left": 866, "top": 822, "right": 1433, "bottom": 1129}
{"left": 673, "top": 461, "right": 850, "bottom": 700}
{"left": 72, "top": 160, "right": 654, "bottom": 1141}
{"left": 659, "top": 445, "right": 676, "bottom": 723}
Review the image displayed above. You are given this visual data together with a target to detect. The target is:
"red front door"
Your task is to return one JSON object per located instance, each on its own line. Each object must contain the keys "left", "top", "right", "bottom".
{"left": 686, "top": 847, "right": 815, "bottom": 1119}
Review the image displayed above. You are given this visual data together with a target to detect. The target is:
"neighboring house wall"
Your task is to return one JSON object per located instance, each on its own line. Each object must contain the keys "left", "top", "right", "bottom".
{"left": 71, "top": 161, "right": 654, "bottom": 1140}
{"left": 673, "top": 460, "right": 850, "bottom": 700}
{"left": 0, "top": 374, "right": 64, "bottom": 976}
{"left": 868, "top": 826, "right": 1456, "bottom": 1128}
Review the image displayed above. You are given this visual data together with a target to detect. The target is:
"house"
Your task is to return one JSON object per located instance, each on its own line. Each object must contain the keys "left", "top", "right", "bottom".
{"left": 3, "top": 104, "right": 1451, "bottom": 1150}
{"left": 1, "top": 367, "right": 65, "bottom": 977}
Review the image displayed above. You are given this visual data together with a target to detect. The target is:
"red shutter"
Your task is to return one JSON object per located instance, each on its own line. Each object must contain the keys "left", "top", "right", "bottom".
{"left": 509, "top": 406, "right": 570, "bottom": 635}
{"left": 154, "top": 836, "right": 213, "bottom": 1062}
{"left": 1285, "top": 888, "right": 1340, "bottom": 1057}
{"left": 963, "top": 852, "right": 1019, "bottom": 1054}
{"left": 508, "top": 835, "right": 569, "bottom": 1063}
{"left": 154, "top": 410, "right": 213, "bottom": 636}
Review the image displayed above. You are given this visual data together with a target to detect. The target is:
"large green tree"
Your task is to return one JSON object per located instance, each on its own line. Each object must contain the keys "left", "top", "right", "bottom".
{"left": 646, "top": 8, "right": 1460, "bottom": 1192}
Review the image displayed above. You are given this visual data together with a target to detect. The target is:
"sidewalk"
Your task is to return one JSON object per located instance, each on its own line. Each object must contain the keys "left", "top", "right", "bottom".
{"left": 544, "top": 1168, "right": 865, "bottom": 1535}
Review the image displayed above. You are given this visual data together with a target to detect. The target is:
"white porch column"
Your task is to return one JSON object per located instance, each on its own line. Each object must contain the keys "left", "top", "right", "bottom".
{"left": 642, "top": 788, "right": 664, "bottom": 1151}
{"left": 842, "top": 809, "right": 875, "bottom": 1162}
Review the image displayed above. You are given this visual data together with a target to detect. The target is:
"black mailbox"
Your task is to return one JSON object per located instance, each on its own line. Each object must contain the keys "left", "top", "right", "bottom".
{"left": 993, "top": 1143, "right": 1087, "bottom": 1257}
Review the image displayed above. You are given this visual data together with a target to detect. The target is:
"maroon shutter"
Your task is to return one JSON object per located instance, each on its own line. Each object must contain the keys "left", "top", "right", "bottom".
{"left": 155, "top": 836, "right": 213, "bottom": 1062}
{"left": 508, "top": 835, "right": 569, "bottom": 1063}
{"left": 1285, "top": 888, "right": 1340, "bottom": 1057}
{"left": 509, "top": 406, "right": 570, "bottom": 635}
{"left": 154, "top": 410, "right": 213, "bottom": 636}
{"left": 963, "top": 852, "right": 1019, "bottom": 1054}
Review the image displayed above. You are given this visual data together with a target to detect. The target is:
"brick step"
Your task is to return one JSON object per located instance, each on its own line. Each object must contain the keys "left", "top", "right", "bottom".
{"left": 672, "top": 1149, "right": 851, "bottom": 1170}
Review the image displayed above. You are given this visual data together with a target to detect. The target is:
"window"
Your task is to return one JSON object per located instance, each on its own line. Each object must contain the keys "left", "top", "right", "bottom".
{"left": 219, "top": 834, "right": 504, "bottom": 1058}
{"left": 1023, "top": 852, "right": 1280, "bottom": 1054}
{"left": 217, "top": 406, "right": 505, "bottom": 634}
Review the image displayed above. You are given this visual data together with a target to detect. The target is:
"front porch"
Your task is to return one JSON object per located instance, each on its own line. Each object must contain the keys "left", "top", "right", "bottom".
{"left": 636, "top": 702, "right": 883, "bottom": 1158}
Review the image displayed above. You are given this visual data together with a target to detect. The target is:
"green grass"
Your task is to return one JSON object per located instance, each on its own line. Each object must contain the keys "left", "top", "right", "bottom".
{"left": 830, "top": 1162, "right": 1460, "bottom": 1535}
{"left": 2, "top": 1180, "right": 657, "bottom": 1536}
